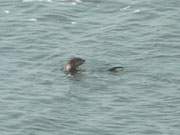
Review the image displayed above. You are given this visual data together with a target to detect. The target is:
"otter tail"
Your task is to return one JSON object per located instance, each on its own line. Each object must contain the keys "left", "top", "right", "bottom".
{"left": 108, "top": 66, "right": 124, "bottom": 72}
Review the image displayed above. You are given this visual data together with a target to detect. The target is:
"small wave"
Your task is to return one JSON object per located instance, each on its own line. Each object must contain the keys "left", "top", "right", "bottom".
{"left": 64, "top": 0, "right": 82, "bottom": 2}
{"left": 61, "top": 0, "right": 82, "bottom": 5}
{"left": 120, "top": 6, "right": 131, "bottom": 11}
{"left": 71, "top": 21, "right": 77, "bottom": 24}
{"left": 73, "top": 0, "right": 81, "bottom": 3}
{"left": 22, "top": 0, "right": 52, "bottom": 2}
{"left": 71, "top": 2, "right": 77, "bottom": 5}
{"left": 72, "top": 1, "right": 82, "bottom": 5}
{"left": 28, "top": 18, "right": 37, "bottom": 22}
{"left": 133, "top": 9, "right": 141, "bottom": 13}
{"left": 4, "top": 10, "right": 10, "bottom": 14}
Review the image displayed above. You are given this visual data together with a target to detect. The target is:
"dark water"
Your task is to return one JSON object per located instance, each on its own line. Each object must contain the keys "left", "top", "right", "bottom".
{"left": 0, "top": 0, "right": 180, "bottom": 134}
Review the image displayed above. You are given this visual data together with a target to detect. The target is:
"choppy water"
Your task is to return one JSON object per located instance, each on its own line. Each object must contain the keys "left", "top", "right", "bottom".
{"left": 0, "top": 0, "right": 180, "bottom": 134}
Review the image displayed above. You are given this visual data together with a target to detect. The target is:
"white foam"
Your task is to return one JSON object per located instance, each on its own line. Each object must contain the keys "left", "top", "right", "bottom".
{"left": 133, "top": 9, "right": 141, "bottom": 13}
{"left": 71, "top": 21, "right": 77, "bottom": 24}
{"left": 28, "top": 18, "right": 37, "bottom": 22}
{"left": 4, "top": 10, "right": 10, "bottom": 14}
{"left": 75, "top": 0, "right": 82, "bottom": 3}
{"left": 71, "top": 0, "right": 82, "bottom": 5}
{"left": 22, "top": 0, "right": 52, "bottom": 2}
{"left": 71, "top": 2, "right": 77, "bottom": 5}
{"left": 120, "top": 6, "right": 131, "bottom": 11}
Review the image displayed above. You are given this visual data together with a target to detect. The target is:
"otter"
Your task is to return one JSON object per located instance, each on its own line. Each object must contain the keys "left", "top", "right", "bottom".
{"left": 64, "top": 57, "right": 85, "bottom": 74}
{"left": 64, "top": 57, "right": 123, "bottom": 74}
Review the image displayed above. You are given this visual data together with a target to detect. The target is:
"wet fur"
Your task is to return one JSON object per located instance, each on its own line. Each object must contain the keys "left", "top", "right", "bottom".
{"left": 64, "top": 57, "right": 85, "bottom": 74}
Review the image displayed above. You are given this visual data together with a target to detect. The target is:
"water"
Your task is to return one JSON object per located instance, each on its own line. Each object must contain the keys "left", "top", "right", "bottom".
{"left": 0, "top": 0, "right": 180, "bottom": 134}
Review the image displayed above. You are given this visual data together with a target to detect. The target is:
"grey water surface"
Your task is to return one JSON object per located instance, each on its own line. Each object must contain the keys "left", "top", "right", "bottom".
{"left": 0, "top": 0, "right": 180, "bottom": 134}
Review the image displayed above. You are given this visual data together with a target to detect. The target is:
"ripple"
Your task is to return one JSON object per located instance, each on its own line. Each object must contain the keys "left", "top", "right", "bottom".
{"left": 22, "top": 0, "right": 52, "bottom": 2}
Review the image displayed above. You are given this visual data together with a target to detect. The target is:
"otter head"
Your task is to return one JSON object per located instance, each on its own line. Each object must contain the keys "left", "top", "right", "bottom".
{"left": 64, "top": 57, "right": 85, "bottom": 74}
